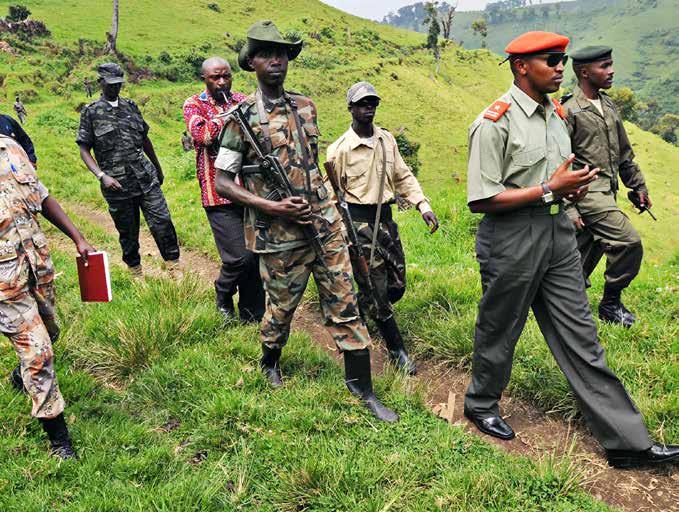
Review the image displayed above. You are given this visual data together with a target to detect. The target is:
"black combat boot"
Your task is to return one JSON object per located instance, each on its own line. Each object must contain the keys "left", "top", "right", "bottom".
{"left": 260, "top": 344, "right": 283, "bottom": 388}
{"left": 599, "top": 287, "right": 635, "bottom": 328}
{"left": 216, "top": 293, "right": 236, "bottom": 323}
{"left": 376, "top": 317, "right": 417, "bottom": 375}
{"left": 343, "top": 349, "right": 399, "bottom": 423}
{"left": 40, "top": 414, "right": 77, "bottom": 460}
{"left": 9, "top": 364, "right": 25, "bottom": 393}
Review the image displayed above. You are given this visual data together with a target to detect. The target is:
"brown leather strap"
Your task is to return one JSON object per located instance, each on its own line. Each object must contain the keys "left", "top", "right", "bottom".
{"left": 285, "top": 93, "right": 313, "bottom": 198}
{"left": 369, "top": 137, "right": 389, "bottom": 272}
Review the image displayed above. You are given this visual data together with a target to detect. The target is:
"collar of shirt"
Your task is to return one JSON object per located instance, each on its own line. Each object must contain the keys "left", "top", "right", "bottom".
{"left": 199, "top": 89, "right": 229, "bottom": 107}
{"left": 344, "top": 125, "right": 385, "bottom": 150}
{"left": 509, "top": 83, "right": 557, "bottom": 119}
{"left": 261, "top": 93, "right": 286, "bottom": 113}
{"left": 572, "top": 85, "right": 606, "bottom": 114}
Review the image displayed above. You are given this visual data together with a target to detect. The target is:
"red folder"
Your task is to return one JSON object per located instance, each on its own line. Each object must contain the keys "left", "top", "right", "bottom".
{"left": 76, "top": 251, "right": 112, "bottom": 302}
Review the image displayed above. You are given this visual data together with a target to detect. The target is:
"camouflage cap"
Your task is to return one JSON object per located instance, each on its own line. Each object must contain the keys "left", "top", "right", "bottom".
{"left": 238, "top": 20, "right": 303, "bottom": 72}
{"left": 346, "top": 82, "right": 380, "bottom": 105}
{"left": 97, "top": 62, "right": 125, "bottom": 84}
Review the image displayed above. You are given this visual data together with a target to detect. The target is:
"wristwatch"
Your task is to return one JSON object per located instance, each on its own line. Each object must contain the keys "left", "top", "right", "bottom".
{"left": 541, "top": 182, "right": 554, "bottom": 204}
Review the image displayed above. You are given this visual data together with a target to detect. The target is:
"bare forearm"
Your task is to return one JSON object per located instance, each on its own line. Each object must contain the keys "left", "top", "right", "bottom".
{"left": 469, "top": 186, "right": 543, "bottom": 214}
{"left": 215, "top": 172, "right": 273, "bottom": 211}
{"left": 41, "top": 196, "right": 86, "bottom": 243}
{"left": 78, "top": 145, "right": 103, "bottom": 177}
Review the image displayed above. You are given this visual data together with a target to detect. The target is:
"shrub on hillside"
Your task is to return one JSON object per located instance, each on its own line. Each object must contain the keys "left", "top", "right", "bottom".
{"left": 35, "top": 110, "right": 79, "bottom": 135}
{"left": 6, "top": 4, "right": 30, "bottom": 22}
{"left": 395, "top": 130, "right": 421, "bottom": 177}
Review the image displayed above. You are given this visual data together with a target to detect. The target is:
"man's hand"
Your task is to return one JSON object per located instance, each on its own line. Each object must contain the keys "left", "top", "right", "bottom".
{"left": 573, "top": 217, "right": 586, "bottom": 231}
{"left": 422, "top": 211, "right": 439, "bottom": 233}
{"left": 547, "top": 155, "right": 599, "bottom": 198}
{"left": 267, "top": 196, "right": 313, "bottom": 225}
{"left": 156, "top": 166, "right": 165, "bottom": 186}
{"left": 630, "top": 190, "right": 652, "bottom": 209}
{"left": 101, "top": 175, "right": 123, "bottom": 191}
{"left": 75, "top": 237, "right": 96, "bottom": 265}
{"left": 565, "top": 184, "right": 589, "bottom": 203}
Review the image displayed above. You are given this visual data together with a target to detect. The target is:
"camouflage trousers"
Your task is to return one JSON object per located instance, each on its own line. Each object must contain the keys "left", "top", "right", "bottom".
{"left": 350, "top": 218, "right": 406, "bottom": 322}
{"left": 0, "top": 280, "right": 65, "bottom": 419}
{"left": 107, "top": 185, "right": 180, "bottom": 268}
{"left": 259, "top": 232, "right": 371, "bottom": 352}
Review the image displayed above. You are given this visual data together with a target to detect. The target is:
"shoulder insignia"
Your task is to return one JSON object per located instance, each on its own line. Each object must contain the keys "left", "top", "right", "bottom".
{"left": 552, "top": 98, "right": 566, "bottom": 120}
{"left": 559, "top": 93, "right": 573, "bottom": 105}
{"left": 483, "top": 101, "right": 511, "bottom": 122}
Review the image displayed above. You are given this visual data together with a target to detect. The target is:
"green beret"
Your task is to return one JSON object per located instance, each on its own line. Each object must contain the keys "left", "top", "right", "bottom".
{"left": 571, "top": 46, "right": 613, "bottom": 64}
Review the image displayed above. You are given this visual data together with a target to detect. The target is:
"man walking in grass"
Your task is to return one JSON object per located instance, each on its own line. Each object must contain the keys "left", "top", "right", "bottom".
{"left": 215, "top": 20, "right": 398, "bottom": 423}
{"left": 1, "top": 134, "right": 95, "bottom": 459}
{"left": 183, "top": 57, "right": 265, "bottom": 323}
{"left": 326, "top": 81, "right": 439, "bottom": 375}
{"left": 463, "top": 31, "right": 678, "bottom": 469}
{"left": 561, "top": 46, "right": 651, "bottom": 328}
{"left": 13, "top": 96, "right": 27, "bottom": 124}
{"left": 77, "top": 63, "right": 181, "bottom": 279}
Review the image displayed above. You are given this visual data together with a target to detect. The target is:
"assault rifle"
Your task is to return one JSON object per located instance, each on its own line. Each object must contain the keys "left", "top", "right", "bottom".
{"left": 225, "top": 105, "right": 327, "bottom": 265}
{"left": 324, "top": 161, "right": 390, "bottom": 314}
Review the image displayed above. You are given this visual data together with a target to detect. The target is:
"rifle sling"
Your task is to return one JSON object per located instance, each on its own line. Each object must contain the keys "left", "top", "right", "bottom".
{"left": 285, "top": 94, "right": 314, "bottom": 200}
{"left": 368, "top": 137, "right": 389, "bottom": 273}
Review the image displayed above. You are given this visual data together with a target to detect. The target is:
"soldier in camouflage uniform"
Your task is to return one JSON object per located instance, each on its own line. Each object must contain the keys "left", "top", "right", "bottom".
{"left": 327, "top": 82, "right": 439, "bottom": 375}
{"left": 1, "top": 134, "right": 95, "bottom": 459}
{"left": 77, "top": 63, "right": 181, "bottom": 279}
{"left": 561, "top": 47, "right": 650, "bottom": 327}
{"left": 214, "top": 20, "right": 398, "bottom": 423}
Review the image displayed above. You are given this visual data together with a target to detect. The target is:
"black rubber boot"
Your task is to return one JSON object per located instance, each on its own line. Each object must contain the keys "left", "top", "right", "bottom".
{"left": 343, "top": 349, "right": 399, "bottom": 423}
{"left": 376, "top": 317, "right": 417, "bottom": 375}
{"left": 599, "top": 287, "right": 635, "bottom": 328}
{"left": 39, "top": 414, "right": 77, "bottom": 460}
{"left": 260, "top": 344, "right": 283, "bottom": 388}
{"left": 9, "top": 364, "right": 25, "bottom": 393}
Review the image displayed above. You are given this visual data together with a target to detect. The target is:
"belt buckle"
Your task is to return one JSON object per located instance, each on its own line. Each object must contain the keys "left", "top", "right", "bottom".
{"left": 549, "top": 203, "right": 560, "bottom": 215}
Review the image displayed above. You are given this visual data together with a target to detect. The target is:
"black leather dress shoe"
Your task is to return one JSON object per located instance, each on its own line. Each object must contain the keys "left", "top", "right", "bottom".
{"left": 598, "top": 300, "right": 635, "bottom": 328}
{"left": 464, "top": 408, "right": 515, "bottom": 440}
{"left": 607, "top": 443, "right": 679, "bottom": 469}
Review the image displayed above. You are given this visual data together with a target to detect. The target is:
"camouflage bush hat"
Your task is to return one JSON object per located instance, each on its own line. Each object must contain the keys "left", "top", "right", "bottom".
{"left": 97, "top": 62, "right": 125, "bottom": 84}
{"left": 346, "top": 82, "right": 380, "bottom": 105}
{"left": 238, "top": 20, "right": 303, "bottom": 72}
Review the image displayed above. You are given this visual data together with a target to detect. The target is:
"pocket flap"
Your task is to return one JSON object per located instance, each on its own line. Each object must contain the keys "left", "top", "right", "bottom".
{"left": 94, "top": 124, "right": 116, "bottom": 137}
{"left": 0, "top": 243, "right": 18, "bottom": 262}
{"left": 33, "top": 232, "right": 48, "bottom": 248}
{"left": 511, "top": 147, "right": 546, "bottom": 167}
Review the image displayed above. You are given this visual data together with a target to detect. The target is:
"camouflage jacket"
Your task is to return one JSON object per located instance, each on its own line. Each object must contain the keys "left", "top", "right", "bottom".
{"left": 76, "top": 97, "right": 159, "bottom": 200}
{"left": 562, "top": 86, "right": 647, "bottom": 215}
{"left": 218, "top": 90, "right": 341, "bottom": 253}
{"left": 0, "top": 135, "right": 53, "bottom": 300}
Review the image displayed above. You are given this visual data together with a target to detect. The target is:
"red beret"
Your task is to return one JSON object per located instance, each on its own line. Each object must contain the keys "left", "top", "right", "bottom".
{"left": 505, "top": 31, "right": 570, "bottom": 55}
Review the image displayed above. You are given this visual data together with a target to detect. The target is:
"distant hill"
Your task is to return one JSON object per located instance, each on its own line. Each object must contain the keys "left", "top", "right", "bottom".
{"left": 382, "top": 0, "right": 679, "bottom": 122}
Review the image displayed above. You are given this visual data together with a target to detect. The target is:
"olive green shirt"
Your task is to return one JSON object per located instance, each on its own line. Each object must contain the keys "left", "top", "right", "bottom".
{"left": 467, "top": 84, "right": 571, "bottom": 205}
{"left": 562, "top": 86, "right": 647, "bottom": 216}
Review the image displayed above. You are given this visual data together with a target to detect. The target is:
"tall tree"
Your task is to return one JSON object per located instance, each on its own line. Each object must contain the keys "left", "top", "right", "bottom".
{"left": 471, "top": 18, "right": 488, "bottom": 48}
{"left": 424, "top": 2, "right": 441, "bottom": 61}
{"left": 104, "top": 0, "right": 119, "bottom": 54}
{"left": 440, "top": 2, "right": 457, "bottom": 40}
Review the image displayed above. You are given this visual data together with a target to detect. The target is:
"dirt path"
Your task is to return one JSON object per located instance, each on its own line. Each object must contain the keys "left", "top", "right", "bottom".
{"left": 54, "top": 202, "right": 678, "bottom": 512}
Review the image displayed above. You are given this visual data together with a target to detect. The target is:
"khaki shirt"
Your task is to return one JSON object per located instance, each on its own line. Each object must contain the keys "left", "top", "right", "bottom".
{"left": 562, "top": 86, "right": 647, "bottom": 216}
{"left": 217, "top": 91, "right": 341, "bottom": 253}
{"left": 467, "top": 84, "right": 571, "bottom": 205}
{"left": 0, "top": 135, "right": 53, "bottom": 300}
{"left": 326, "top": 126, "right": 431, "bottom": 213}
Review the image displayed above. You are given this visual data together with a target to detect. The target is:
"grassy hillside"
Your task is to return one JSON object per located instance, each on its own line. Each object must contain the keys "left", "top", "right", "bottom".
{"left": 383, "top": 0, "right": 679, "bottom": 118}
{"left": 0, "top": 0, "right": 677, "bottom": 508}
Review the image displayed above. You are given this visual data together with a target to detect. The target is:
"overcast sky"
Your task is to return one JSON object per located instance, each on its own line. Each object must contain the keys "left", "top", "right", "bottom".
{"left": 321, "top": 0, "right": 493, "bottom": 20}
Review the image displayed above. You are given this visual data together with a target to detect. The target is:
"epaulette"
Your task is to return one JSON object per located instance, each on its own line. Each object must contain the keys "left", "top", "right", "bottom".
{"left": 559, "top": 93, "right": 573, "bottom": 105}
{"left": 552, "top": 98, "right": 566, "bottom": 120}
{"left": 483, "top": 100, "right": 511, "bottom": 122}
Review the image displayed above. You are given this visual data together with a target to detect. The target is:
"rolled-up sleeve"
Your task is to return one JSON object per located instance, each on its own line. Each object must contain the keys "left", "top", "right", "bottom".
{"left": 215, "top": 119, "right": 245, "bottom": 174}
{"left": 467, "top": 119, "right": 507, "bottom": 204}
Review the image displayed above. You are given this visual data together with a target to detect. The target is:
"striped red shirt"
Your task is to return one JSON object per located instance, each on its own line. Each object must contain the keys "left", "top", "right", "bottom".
{"left": 183, "top": 89, "right": 247, "bottom": 207}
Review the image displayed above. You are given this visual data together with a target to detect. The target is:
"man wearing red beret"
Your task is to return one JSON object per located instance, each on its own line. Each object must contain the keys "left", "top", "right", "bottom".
{"left": 463, "top": 31, "right": 678, "bottom": 469}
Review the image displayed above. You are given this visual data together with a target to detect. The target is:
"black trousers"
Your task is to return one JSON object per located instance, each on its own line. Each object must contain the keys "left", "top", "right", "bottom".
{"left": 205, "top": 205, "right": 265, "bottom": 322}
{"left": 107, "top": 186, "right": 180, "bottom": 268}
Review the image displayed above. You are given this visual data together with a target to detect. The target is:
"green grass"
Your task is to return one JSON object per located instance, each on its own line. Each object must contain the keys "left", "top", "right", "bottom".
{"left": 0, "top": 249, "right": 608, "bottom": 511}
{"left": 0, "top": 0, "right": 677, "bottom": 507}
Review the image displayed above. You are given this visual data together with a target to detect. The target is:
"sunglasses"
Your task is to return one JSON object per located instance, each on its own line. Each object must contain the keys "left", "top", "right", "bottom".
{"left": 542, "top": 53, "right": 569, "bottom": 67}
{"left": 353, "top": 99, "right": 380, "bottom": 108}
